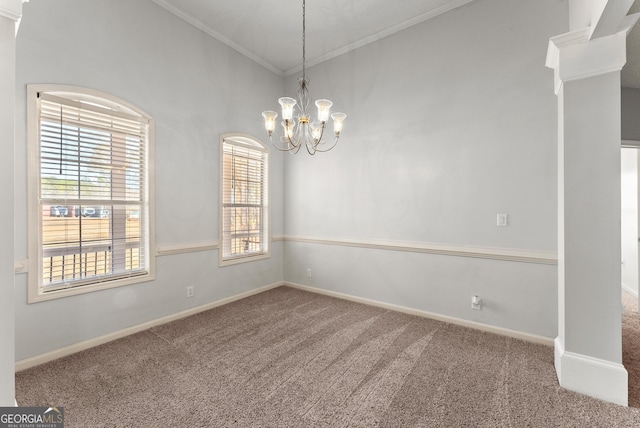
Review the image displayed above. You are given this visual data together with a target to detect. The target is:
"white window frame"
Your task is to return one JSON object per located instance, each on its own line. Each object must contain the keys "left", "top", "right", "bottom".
{"left": 27, "top": 84, "right": 155, "bottom": 303}
{"left": 219, "top": 133, "right": 270, "bottom": 266}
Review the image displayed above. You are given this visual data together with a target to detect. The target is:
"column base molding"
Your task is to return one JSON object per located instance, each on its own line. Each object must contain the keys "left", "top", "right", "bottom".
{"left": 555, "top": 337, "right": 628, "bottom": 406}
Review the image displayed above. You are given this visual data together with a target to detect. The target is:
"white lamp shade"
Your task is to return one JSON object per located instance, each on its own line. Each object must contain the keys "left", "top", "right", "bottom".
{"left": 315, "top": 99, "right": 333, "bottom": 122}
{"left": 262, "top": 110, "right": 278, "bottom": 132}
{"left": 331, "top": 112, "right": 346, "bottom": 134}
{"left": 279, "top": 97, "right": 297, "bottom": 120}
{"left": 310, "top": 121, "right": 323, "bottom": 141}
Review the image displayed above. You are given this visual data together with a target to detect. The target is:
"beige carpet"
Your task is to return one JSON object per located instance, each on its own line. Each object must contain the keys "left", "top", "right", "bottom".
{"left": 623, "top": 289, "right": 640, "bottom": 408}
{"left": 15, "top": 286, "right": 640, "bottom": 427}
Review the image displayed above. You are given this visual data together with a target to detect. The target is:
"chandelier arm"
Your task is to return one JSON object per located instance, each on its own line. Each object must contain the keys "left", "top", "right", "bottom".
{"left": 268, "top": 134, "right": 302, "bottom": 153}
{"left": 270, "top": 143, "right": 297, "bottom": 152}
{"left": 314, "top": 136, "right": 341, "bottom": 153}
{"left": 285, "top": 131, "right": 297, "bottom": 149}
{"left": 290, "top": 143, "right": 302, "bottom": 154}
{"left": 313, "top": 122, "right": 326, "bottom": 147}
{"left": 305, "top": 142, "right": 317, "bottom": 155}
{"left": 286, "top": 119, "right": 303, "bottom": 151}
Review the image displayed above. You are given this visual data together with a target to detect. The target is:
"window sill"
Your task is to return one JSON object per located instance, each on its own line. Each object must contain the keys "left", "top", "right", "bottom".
{"left": 219, "top": 252, "right": 270, "bottom": 267}
{"left": 28, "top": 272, "right": 155, "bottom": 304}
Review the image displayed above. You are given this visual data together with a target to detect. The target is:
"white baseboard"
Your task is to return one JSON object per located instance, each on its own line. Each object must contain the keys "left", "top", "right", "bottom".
{"left": 15, "top": 281, "right": 284, "bottom": 372}
{"left": 284, "top": 282, "right": 554, "bottom": 346}
{"left": 554, "top": 337, "right": 628, "bottom": 406}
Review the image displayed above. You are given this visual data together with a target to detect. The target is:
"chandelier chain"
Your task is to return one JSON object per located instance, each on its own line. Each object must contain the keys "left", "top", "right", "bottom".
{"left": 302, "top": 0, "right": 306, "bottom": 82}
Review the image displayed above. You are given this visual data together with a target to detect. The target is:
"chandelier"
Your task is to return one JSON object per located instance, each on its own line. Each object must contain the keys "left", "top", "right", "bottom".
{"left": 261, "top": 0, "right": 346, "bottom": 155}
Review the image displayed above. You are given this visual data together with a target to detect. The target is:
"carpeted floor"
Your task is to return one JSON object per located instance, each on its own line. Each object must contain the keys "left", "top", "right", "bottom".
{"left": 623, "top": 289, "right": 640, "bottom": 408}
{"left": 15, "top": 286, "right": 640, "bottom": 427}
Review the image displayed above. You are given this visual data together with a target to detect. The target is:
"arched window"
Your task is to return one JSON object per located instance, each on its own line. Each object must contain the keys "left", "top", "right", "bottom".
{"left": 220, "top": 133, "right": 269, "bottom": 265}
{"left": 27, "top": 85, "right": 155, "bottom": 302}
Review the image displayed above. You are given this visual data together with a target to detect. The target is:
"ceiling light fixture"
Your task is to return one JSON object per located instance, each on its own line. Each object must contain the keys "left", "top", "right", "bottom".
{"left": 261, "top": 0, "right": 346, "bottom": 155}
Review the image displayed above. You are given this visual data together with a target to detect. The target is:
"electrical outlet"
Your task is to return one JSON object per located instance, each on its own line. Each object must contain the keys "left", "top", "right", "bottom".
{"left": 471, "top": 295, "right": 482, "bottom": 310}
{"left": 306, "top": 268, "right": 312, "bottom": 278}
{"left": 186, "top": 285, "right": 194, "bottom": 298}
{"left": 497, "top": 213, "right": 508, "bottom": 227}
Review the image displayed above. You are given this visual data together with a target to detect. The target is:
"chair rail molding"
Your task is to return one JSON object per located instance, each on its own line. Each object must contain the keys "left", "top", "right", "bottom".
{"left": 283, "top": 235, "right": 557, "bottom": 265}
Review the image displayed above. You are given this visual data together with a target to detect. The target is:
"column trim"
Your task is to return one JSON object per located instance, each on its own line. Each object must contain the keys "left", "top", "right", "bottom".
{"left": 546, "top": 29, "right": 627, "bottom": 94}
{"left": 554, "top": 338, "right": 628, "bottom": 406}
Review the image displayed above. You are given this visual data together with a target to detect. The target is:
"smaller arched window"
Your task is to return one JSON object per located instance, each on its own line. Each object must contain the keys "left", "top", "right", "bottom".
{"left": 27, "top": 85, "right": 155, "bottom": 302}
{"left": 219, "top": 134, "right": 269, "bottom": 266}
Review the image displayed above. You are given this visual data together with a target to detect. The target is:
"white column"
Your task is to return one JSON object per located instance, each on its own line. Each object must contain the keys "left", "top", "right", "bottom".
{"left": 0, "top": 0, "right": 22, "bottom": 407}
{"left": 547, "top": 28, "right": 629, "bottom": 406}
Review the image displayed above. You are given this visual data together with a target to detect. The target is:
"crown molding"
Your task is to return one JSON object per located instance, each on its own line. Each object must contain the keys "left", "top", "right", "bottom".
{"left": 0, "top": 0, "right": 22, "bottom": 21}
{"left": 150, "top": 0, "right": 284, "bottom": 77}
{"left": 284, "top": 0, "right": 476, "bottom": 76}
{"left": 151, "top": 0, "right": 475, "bottom": 78}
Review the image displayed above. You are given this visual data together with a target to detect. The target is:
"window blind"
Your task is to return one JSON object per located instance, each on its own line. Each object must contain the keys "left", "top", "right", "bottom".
{"left": 221, "top": 140, "right": 268, "bottom": 261}
{"left": 37, "top": 92, "right": 149, "bottom": 291}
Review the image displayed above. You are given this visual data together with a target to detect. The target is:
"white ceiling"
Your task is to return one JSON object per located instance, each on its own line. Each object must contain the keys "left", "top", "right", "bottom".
{"left": 152, "top": 0, "right": 640, "bottom": 87}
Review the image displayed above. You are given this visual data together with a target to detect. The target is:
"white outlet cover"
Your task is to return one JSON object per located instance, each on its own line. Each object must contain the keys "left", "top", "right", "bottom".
{"left": 471, "top": 295, "right": 482, "bottom": 310}
{"left": 497, "top": 213, "right": 508, "bottom": 227}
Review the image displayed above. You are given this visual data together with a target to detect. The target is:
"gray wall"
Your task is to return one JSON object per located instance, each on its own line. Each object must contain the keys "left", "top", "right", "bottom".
{"left": 623, "top": 87, "right": 640, "bottom": 141}
{"left": 14, "top": 0, "right": 284, "bottom": 361}
{"left": 1, "top": 10, "right": 17, "bottom": 406}
{"left": 621, "top": 148, "right": 639, "bottom": 295}
{"left": 283, "top": 0, "right": 567, "bottom": 338}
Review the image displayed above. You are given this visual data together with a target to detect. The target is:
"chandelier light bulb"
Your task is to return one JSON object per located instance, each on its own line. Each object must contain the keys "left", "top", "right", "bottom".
{"left": 278, "top": 97, "right": 297, "bottom": 121}
{"left": 262, "top": 110, "right": 278, "bottom": 133}
{"left": 315, "top": 99, "right": 333, "bottom": 122}
{"left": 282, "top": 120, "right": 295, "bottom": 140}
{"left": 331, "top": 112, "right": 346, "bottom": 136}
{"left": 310, "top": 121, "right": 323, "bottom": 141}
